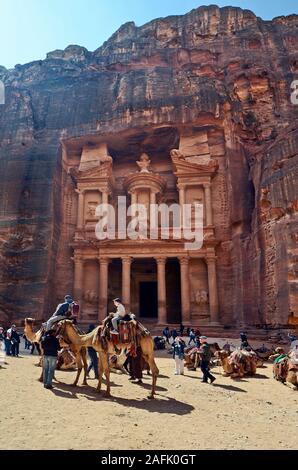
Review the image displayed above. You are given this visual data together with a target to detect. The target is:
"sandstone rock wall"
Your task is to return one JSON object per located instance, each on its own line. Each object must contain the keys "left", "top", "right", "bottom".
{"left": 0, "top": 5, "right": 297, "bottom": 326}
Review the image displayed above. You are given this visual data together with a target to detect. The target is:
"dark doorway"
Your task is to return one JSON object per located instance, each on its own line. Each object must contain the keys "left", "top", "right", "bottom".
{"left": 166, "top": 259, "right": 182, "bottom": 324}
{"left": 139, "top": 282, "right": 158, "bottom": 318}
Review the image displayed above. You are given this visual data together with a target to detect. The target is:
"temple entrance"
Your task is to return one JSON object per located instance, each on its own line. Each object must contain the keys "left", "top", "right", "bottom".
{"left": 166, "top": 258, "right": 182, "bottom": 324}
{"left": 139, "top": 282, "right": 158, "bottom": 318}
{"left": 131, "top": 258, "right": 157, "bottom": 318}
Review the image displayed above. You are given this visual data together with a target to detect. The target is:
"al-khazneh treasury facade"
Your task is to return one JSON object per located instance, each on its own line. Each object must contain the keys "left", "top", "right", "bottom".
{"left": 61, "top": 127, "right": 222, "bottom": 327}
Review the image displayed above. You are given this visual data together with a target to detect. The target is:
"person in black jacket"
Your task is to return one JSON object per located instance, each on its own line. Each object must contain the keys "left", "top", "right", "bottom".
{"left": 41, "top": 330, "right": 60, "bottom": 389}
{"left": 86, "top": 324, "right": 99, "bottom": 379}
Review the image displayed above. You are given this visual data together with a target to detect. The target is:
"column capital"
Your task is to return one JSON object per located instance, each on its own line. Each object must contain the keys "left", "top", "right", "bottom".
{"left": 72, "top": 255, "right": 84, "bottom": 263}
{"left": 122, "top": 256, "right": 133, "bottom": 264}
{"left": 75, "top": 188, "right": 86, "bottom": 195}
{"left": 99, "top": 256, "right": 110, "bottom": 265}
{"left": 155, "top": 256, "right": 167, "bottom": 265}
{"left": 179, "top": 256, "right": 190, "bottom": 265}
{"left": 206, "top": 256, "right": 216, "bottom": 265}
{"left": 177, "top": 184, "right": 186, "bottom": 191}
{"left": 203, "top": 182, "right": 211, "bottom": 189}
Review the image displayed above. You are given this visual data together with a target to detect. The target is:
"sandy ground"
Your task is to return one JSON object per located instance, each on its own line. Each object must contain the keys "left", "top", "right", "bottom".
{"left": 0, "top": 340, "right": 297, "bottom": 451}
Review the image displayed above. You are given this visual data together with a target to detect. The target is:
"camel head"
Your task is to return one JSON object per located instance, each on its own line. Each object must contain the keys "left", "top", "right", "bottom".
{"left": 215, "top": 350, "right": 229, "bottom": 361}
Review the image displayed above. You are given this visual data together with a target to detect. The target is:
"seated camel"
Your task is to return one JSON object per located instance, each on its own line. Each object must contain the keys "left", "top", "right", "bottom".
{"left": 184, "top": 342, "right": 220, "bottom": 370}
{"left": 273, "top": 353, "right": 298, "bottom": 389}
{"left": 215, "top": 349, "right": 258, "bottom": 378}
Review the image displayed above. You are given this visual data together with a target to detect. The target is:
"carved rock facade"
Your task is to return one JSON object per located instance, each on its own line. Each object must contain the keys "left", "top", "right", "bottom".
{"left": 0, "top": 5, "right": 297, "bottom": 328}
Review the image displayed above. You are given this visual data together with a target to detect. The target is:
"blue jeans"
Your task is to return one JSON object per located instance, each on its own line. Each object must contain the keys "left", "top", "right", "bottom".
{"left": 43, "top": 356, "right": 57, "bottom": 386}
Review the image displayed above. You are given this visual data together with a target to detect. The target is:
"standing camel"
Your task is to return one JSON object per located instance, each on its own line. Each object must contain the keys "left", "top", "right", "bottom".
{"left": 24, "top": 318, "right": 88, "bottom": 385}
{"left": 58, "top": 320, "right": 159, "bottom": 399}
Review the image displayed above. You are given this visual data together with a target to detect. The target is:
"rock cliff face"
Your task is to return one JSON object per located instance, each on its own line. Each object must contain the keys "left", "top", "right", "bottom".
{"left": 0, "top": 5, "right": 297, "bottom": 327}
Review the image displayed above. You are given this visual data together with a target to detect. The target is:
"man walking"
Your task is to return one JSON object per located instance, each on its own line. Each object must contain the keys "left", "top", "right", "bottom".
{"left": 198, "top": 336, "right": 216, "bottom": 384}
{"left": 41, "top": 329, "right": 60, "bottom": 389}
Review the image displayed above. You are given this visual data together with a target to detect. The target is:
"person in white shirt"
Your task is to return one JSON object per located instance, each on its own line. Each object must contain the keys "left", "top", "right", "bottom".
{"left": 111, "top": 298, "right": 126, "bottom": 334}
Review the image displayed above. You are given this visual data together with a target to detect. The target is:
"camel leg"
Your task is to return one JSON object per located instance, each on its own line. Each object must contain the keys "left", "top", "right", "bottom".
{"left": 96, "top": 352, "right": 111, "bottom": 397}
{"left": 81, "top": 348, "right": 88, "bottom": 386}
{"left": 72, "top": 352, "right": 83, "bottom": 387}
{"left": 101, "top": 352, "right": 111, "bottom": 398}
{"left": 142, "top": 353, "right": 159, "bottom": 399}
{"left": 96, "top": 354, "right": 103, "bottom": 394}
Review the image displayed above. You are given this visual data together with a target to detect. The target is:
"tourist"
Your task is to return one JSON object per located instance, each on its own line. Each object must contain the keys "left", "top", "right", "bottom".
{"left": 186, "top": 327, "right": 190, "bottom": 337}
{"left": 44, "top": 294, "right": 74, "bottom": 331}
{"left": 162, "top": 326, "right": 170, "bottom": 345}
{"left": 111, "top": 298, "right": 126, "bottom": 334}
{"left": 0, "top": 327, "right": 5, "bottom": 342}
{"left": 198, "top": 336, "right": 216, "bottom": 384}
{"left": 188, "top": 328, "right": 196, "bottom": 346}
{"left": 41, "top": 329, "right": 60, "bottom": 389}
{"left": 7, "top": 325, "right": 20, "bottom": 357}
{"left": 240, "top": 331, "right": 249, "bottom": 350}
{"left": 171, "top": 329, "right": 178, "bottom": 343}
{"left": 127, "top": 346, "right": 143, "bottom": 384}
{"left": 86, "top": 324, "right": 99, "bottom": 379}
{"left": 179, "top": 323, "right": 185, "bottom": 336}
{"left": 172, "top": 336, "right": 185, "bottom": 375}
{"left": 3, "top": 329, "right": 11, "bottom": 356}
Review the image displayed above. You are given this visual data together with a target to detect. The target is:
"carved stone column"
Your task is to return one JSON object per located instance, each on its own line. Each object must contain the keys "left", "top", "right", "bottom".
{"left": 204, "top": 183, "right": 213, "bottom": 226}
{"left": 101, "top": 190, "right": 109, "bottom": 205}
{"left": 122, "top": 256, "right": 132, "bottom": 313}
{"left": 179, "top": 256, "right": 191, "bottom": 324}
{"left": 156, "top": 257, "right": 167, "bottom": 324}
{"left": 98, "top": 257, "right": 110, "bottom": 321}
{"left": 206, "top": 257, "right": 220, "bottom": 325}
{"left": 76, "top": 189, "right": 85, "bottom": 230}
{"left": 73, "top": 255, "right": 84, "bottom": 318}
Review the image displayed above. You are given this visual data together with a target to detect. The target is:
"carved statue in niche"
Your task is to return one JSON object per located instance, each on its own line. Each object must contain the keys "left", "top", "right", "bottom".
{"left": 137, "top": 153, "right": 151, "bottom": 173}
{"left": 195, "top": 289, "right": 209, "bottom": 305}
{"left": 84, "top": 290, "right": 98, "bottom": 304}
{"left": 86, "top": 202, "right": 97, "bottom": 218}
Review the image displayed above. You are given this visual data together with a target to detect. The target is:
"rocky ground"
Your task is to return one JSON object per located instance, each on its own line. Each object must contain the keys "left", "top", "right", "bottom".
{"left": 0, "top": 340, "right": 297, "bottom": 450}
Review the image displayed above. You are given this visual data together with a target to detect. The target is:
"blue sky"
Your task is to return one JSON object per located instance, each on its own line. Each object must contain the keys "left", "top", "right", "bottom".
{"left": 1, "top": 0, "right": 297, "bottom": 68}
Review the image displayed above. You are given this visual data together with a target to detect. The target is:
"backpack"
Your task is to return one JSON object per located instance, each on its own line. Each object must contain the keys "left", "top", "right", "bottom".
{"left": 70, "top": 301, "right": 80, "bottom": 316}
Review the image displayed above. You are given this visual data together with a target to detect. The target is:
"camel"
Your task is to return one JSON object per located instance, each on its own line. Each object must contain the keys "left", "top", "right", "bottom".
{"left": 24, "top": 318, "right": 88, "bottom": 384}
{"left": 273, "top": 353, "right": 298, "bottom": 389}
{"left": 57, "top": 319, "right": 159, "bottom": 398}
{"left": 184, "top": 342, "right": 220, "bottom": 370}
{"left": 215, "top": 349, "right": 258, "bottom": 378}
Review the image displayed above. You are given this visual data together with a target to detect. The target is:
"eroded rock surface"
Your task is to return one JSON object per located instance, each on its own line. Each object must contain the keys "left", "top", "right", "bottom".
{"left": 0, "top": 5, "right": 297, "bottom": 326}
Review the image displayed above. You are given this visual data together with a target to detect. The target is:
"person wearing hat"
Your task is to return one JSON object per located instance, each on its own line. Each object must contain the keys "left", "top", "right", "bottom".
{"left": 111, "top": 298, "right": 126, "bottom": 334}
{"left": 198, "top": 336, "right": 216, "bottom": 384}
{"left": 240, "top": 332, "right": 249, "bottom": 350}
{"left": 44, "top": 295, "right": 74, "bottom": 332}
{"left": 172, "top": 336, "right": 186, "bottom": 375}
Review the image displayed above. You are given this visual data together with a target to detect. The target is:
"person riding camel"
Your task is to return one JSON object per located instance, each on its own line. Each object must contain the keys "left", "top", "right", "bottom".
{"left": 44, "top": 295, "right": 74, "bottom": 332}
{"left": 111, "top": 298, "right": 126, "bottom": 335}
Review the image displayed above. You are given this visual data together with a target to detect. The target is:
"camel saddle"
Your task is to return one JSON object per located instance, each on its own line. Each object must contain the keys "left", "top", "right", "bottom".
{"left": 101, "top": 313, "right": 149, "bottom": 352}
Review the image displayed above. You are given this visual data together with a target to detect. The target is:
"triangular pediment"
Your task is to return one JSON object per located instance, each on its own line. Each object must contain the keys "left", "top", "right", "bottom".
{"left": 70, "top": 162, "right": 113, "bottom": 181}
{"left": 171, "top": 150, "right": 218, "bottom": 176}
